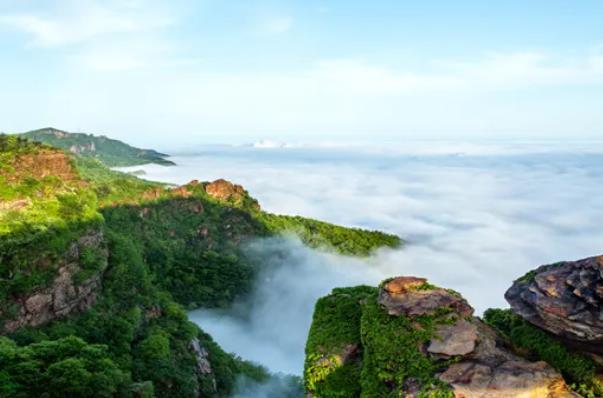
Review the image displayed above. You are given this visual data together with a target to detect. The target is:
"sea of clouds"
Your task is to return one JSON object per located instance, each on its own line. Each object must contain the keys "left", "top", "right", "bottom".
{"left": 120, "top": 141, "right": 603, "bottom": 380}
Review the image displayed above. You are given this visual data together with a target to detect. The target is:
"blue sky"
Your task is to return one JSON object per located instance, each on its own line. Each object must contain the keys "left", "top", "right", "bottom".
{"left": 1, "top": 0, "right": 602, "bottom": 146}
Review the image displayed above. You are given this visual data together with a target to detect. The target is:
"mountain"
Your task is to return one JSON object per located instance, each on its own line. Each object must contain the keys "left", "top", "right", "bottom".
{"left": 304, "top": 260, "right": 603, "bottom": 397}
{"left": 0, "top": 133, "right": 401, "bottom": 397}
{"left": 21, "top": 127, "right": 175, "bottom": 167}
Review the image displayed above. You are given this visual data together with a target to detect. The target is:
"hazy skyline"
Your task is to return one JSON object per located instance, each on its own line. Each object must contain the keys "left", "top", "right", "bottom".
{"left": 1, "top": 0, "right": 602, "bottom": 146}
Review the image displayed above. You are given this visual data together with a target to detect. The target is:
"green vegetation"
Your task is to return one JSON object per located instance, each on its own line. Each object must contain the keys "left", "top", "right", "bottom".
{"left": 304, "top": 286, "right": 376, "bottom": 397}
{"left": 5, "top": 228, "right": 269, "bottom": 398}
{"left": 360, "top": 299, "right": 454, "bottom": 398}
{"left": 0, "top": 135, "right": 103, "bottom": 302}
{"left": 101, "top": 196, "right": 263, "bottom": 309}
{"left": 1, "top": 133, "right": 402, "bottom": 397}
{"left": 483, "top": 308, "right": 603, "bottom": 398}
{"left": 258, "top": 213, "right": 402, "bottom": 256}
{"left": 305, "top": 284, "right": 455, "bottom": 398}
{"left": 0, "top": 335, "right": 128, "bottom": 398}
{"left": 21, "top": 128, "right": 175, "bottom": 167}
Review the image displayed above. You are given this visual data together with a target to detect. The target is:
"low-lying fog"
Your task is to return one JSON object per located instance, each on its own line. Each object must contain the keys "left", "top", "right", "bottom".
{"left": 120, "top": 141, "right": 603, "bottom": 378}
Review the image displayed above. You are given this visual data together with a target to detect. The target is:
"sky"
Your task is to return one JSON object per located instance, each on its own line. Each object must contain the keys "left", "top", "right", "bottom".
{"left": 1, "top": 0, "right": 602, "bottom": 145}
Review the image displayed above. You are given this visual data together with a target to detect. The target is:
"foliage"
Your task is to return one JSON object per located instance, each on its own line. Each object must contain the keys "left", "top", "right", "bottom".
{"left": 483, "top": 308, "right": 603, "bottom": 398}
{"left": 21, "top": 128, "right": 175, "bottom": 167}
{"left": 360, "top": 297, "right": 454, "bottom": 398}
{"left": 7, "top": 227, "right": 268, "bottom": 398}
{"left": 101, "top": 197, "right": 263, "bottom": 309}
{"left": 0, "top": 133, "right": 403, "bottom": 397}
{"left": 258, "top": 213, "right": 402, "bottom": 256}
{"left": 73, "top": 156, "right": 162, "bottom": 206}
{"left": 0, "top": 136, "right": 104, "bottom": 301}
{"left": 0, "top": 335, "right": 128, "bottom": 398}
{"left": 304, "top": 286, "right": 376, "bottom": 397}
{"left": 305, "top": 284, "right": 455, "bottom": 397}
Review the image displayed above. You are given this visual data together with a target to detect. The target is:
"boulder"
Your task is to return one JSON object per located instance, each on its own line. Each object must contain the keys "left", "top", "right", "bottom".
{"left": 506, "top": 255, "right": 603, "bottom": 355}
{"left": 427, "top": 320, "right": 478, "bottom": 356}
{"left": 378, "top": 276, "right": 473, "bottom": 317}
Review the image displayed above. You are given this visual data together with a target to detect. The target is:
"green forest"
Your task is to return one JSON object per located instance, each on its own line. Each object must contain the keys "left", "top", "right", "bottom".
{"left": 0, "top": 132, "right": 401, "bottom": 397}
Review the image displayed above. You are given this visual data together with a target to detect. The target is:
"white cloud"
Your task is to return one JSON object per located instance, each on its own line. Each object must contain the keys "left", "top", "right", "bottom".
{"left": 145, "top": 143, "right": 603, "bottom": 375}
{"left": 0, "top": 0, "right": 173, "bottom": 47}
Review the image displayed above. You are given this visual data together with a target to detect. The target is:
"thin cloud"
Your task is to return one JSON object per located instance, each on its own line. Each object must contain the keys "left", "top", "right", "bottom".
{"left": 0, "top": 0, "right": 173, "bottom": 47}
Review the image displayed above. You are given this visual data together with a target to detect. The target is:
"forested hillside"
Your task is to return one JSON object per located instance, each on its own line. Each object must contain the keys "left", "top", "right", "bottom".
{"left": 0, "top": 133, "right": 401, "bottom": 397}
{"left": 21, "top": 128, "right": 175, "bottom": 167}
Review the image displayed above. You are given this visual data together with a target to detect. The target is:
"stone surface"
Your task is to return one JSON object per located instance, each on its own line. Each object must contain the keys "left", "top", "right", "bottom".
{"left": 190, "top": 338, "right": 217, "bottom": 394}
{"left": 428, "top": 320, "right": 478, "bottom": 356}
{"left": 378, "top": 276, "right": 473, "bottom": 317}
{"left": 204, "top": 179, "right": 246, "bottom": 201}
{"left": 377, "top": 276, "right": 578, "bottom": 398}
{"left": 1, "top": 229, "right": 107, "bottom": 333}
{"left": 506, "top": 255, "right": 603, "bottom": 353}
{"left": 383, "top": 276, "right": 427, "bottom": 294}
{"left": 3, "top": 149, "right": 78, "bottom": 183}
{"left": 439, "top": 360, "right": 579, "bottom": 398}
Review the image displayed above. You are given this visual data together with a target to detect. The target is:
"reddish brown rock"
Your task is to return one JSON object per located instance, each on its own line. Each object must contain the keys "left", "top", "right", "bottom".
{"left": 383, "top": 276, "right": 427, "bottom": 294}
{"left": 2, "top": 149, "right": 79, "bottom": 183}
{"left": 172, "top": 186, "right": 193, "bottom": 198}
{"left": 204, "top": 179, "right": 245, "bottom": 201}
{"left": 378, "top": 276, "right": 473, "bottom": 317}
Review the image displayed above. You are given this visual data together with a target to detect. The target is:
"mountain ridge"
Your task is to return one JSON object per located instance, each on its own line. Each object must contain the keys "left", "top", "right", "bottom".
{"left": 20, "top": 127, "right": 175, "bottom": 167}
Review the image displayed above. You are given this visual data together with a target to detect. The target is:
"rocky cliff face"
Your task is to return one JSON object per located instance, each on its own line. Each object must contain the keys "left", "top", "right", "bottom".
{"left": 1, "top": 229, "right": 107, "bottom": 333}
{"left": 3, "top": 149, "right": 78, "bottom": 183}
{"left": 305, "top": 277, "right": 578, "bottom": 398}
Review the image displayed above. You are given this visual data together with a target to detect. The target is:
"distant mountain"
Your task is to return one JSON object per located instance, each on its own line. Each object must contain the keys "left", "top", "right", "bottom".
{"left": 21, "top": 127, "right": 175, "bottom": 167}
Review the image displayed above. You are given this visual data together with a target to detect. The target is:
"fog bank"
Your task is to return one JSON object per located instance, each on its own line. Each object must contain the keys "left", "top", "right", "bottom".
{"left": 125, "top": 142, "right": 603, "bottom": 376}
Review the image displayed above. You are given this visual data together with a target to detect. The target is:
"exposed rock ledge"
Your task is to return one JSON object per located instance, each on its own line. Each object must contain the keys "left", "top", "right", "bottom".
{"left": 380, "top": 277, "right": 579, "bottom": 398}
{"left": 1, "top": 230, "right": 107, "bottom": 333}
{"left": 506, "top": 255, "right": 603, "bottom": 359}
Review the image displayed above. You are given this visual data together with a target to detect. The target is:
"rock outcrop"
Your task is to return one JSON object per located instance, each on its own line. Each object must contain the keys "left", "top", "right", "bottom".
{"left": 1, "top": 230, "right": 107, "bottom": 333}
{"left": 205, "top": 179, "right": 245, "bottom": 200}
{"left": 506, "top": 255, "right": 603, "bottom": 357}
{"left": 5, "top": 149, "right": 78, "bottom": 182}
{"left": 382, "top": 277, "right": 578, "bottom": 398}
{"left": 203, "top": 179, "right": 260, "bottom": 209}
{"left": 379, "top": 277, "right": 473, "bottom": 317}
{"left": 306, "top": 276, "right": 579, "bottom": 398}
{"left": 190, "top": 338, "right": 217, "bottom": 395}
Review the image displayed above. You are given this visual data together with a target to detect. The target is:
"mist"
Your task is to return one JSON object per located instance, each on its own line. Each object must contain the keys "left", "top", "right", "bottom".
{"left": 122, "top": 141, "right": 603, "bottom": 377}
